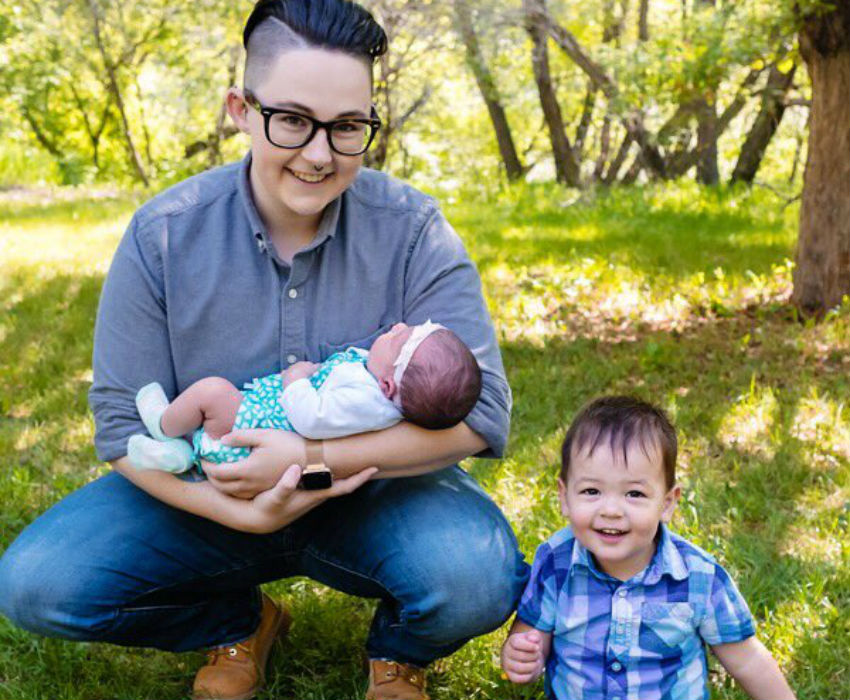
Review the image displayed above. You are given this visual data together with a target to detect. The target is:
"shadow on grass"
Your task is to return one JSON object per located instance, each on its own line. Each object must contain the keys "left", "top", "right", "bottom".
{"left": 0, "top": 270, "right": 105, "bottom": 545}
{"left": 1, "top": 274, "right": 847, "bottom": 697}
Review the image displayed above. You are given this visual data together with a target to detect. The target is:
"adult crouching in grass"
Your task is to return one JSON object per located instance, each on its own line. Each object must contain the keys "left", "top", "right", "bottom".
{"left": 0, "top": 1, "right": 529, "bottom": 698}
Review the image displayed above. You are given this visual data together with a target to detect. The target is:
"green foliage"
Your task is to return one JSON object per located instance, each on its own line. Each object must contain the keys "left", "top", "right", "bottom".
{"left": 1, "top": 182, "right": 847, "bottom": 699}
{"left": 0, "top": 0, "right": 812, "bottom": 188}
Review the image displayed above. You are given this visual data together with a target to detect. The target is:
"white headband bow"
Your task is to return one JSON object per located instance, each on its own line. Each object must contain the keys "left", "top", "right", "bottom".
{"left": 392, "top": 320, "right": 445, "bottom": 408}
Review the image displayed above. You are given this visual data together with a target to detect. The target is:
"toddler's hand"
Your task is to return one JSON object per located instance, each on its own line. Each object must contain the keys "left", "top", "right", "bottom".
{"left": 282, "top": 361, "right": 319, "bottom": 387}
{"left": 501, "top": 629, "right": 545, "bottom": 684}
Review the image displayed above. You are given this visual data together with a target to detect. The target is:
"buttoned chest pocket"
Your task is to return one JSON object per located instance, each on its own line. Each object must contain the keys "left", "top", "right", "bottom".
{"left": 639, "top": 602, "right": 696, "bottom": 655}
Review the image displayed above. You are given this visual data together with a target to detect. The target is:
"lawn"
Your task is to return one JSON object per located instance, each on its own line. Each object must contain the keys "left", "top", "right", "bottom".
{"left": 0, "top": 182, "right": 848, "bottom": 699}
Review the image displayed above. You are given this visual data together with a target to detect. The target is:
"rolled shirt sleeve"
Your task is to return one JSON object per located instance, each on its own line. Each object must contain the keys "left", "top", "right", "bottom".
{"left": 403, "top": 206, "right": 512, "bottom": 457}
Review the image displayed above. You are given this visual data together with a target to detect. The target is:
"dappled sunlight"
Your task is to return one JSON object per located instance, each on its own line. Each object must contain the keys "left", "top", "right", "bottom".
{"left": 790, "top": 393, "right": 850, "bottom": 463}
{"left": 778, "top": 524, "right": 845, "bottom": 564}
{"left": 763, "top": 596, "right": 838, "bottom": 664}
{"left": 716, "top": 387, "right": 778, "bottom": 458}
{"left": 486, "top": 257, "right": 793, "bottom": 345}
{"left": 489, "top": 460, "right": 551, "bottom": 524}
{"left": 59, "top": 417, "right": 95, "bottom": 454}
{"left": 13, "top": 424, "right": 45, "bottom": 452}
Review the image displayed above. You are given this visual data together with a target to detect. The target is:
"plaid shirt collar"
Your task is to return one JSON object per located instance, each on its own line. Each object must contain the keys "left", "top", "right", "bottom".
{"left": 569, "top": 524, "right": 689, "bottom": 585}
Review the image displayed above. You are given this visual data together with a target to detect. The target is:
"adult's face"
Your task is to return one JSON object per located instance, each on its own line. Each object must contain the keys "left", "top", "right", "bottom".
{"left": 230, "top": 48, "right": 373, "bottom": 229}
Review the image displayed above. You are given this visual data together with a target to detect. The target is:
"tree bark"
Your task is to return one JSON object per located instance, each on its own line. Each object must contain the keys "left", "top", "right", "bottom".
{"left": 731, "top": 63, "right": 796, "bottom": 184}
{"left": 453, "top": 0, "right": 525, "bottom": 180}
{"left": 792, "top": 6, "right": 850, "bottom": 315}
{"left": 695, "top": 96, "right": 719, "bottom": 184}
{"left": 693, "top": 0, "right": 719, "bottom": 184}
{"left": 638, "top": 0, "right": 649, "bottom": 41}
{"left": 522, "top": 0, "right": 580, "bottom": 185}
{"left": 604, "top": 132, "right": 633, "bottom": 183}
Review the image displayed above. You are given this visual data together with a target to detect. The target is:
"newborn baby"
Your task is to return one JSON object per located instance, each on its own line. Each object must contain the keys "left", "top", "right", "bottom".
{"left": 127, "top": 321, "right": 482, "bottom": 473}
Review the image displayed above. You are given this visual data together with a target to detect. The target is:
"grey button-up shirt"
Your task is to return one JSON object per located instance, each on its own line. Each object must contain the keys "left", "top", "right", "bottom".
{"left": 89, "top": 154, "right": 511, "bottom": 463}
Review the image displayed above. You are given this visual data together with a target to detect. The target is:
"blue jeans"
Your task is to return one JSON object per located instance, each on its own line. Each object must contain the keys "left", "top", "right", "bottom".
{"left": 0, "top": 467, "right": 528, "bottom": 667}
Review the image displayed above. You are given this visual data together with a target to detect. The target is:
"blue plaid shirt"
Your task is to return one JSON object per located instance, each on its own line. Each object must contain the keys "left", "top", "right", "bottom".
{"left": 517, "top": 525, "right": 755, "bottom": 700}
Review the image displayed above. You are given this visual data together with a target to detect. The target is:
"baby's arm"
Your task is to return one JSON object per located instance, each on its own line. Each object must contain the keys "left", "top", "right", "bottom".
{"left": 500, "top": 618, "right": 551, "bottom": 685}
{"left": 711, "top": 637, "right": 795, "bottom": 700}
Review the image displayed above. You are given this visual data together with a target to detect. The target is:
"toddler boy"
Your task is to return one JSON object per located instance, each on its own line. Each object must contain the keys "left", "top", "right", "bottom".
{"left": 501, "top": 396, "right": 795, "bottom": 700}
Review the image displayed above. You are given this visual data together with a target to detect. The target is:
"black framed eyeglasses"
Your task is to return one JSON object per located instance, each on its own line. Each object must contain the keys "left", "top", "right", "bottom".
{"left": 243, "top": 90, "right": 381, "bottom": 156}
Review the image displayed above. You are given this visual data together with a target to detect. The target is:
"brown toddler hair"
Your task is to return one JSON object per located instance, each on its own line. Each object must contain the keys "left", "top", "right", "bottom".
{"left": 560, "top": 396, "right": 678, "bottom": 489}
{"left": 399, "top": 329, "right": 482, "bottom": 430}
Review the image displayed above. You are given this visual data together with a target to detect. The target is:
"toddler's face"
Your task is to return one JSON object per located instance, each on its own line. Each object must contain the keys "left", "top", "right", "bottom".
{"left": 367, "top": 323, "right": 414, "bottom": 386}
{"left": 558, "top": 440, "right": 680, "bottom": 581}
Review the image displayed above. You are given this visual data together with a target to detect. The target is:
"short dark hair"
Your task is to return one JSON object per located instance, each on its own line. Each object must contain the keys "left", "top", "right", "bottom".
{"left": 560, "top": 396, "right": 677, "bottom": 489}
{"left": 243, "top": 0, "right": 388, "bottom": 62}
{"left": 399, "top": 329, "right": 482, "bottom": 430}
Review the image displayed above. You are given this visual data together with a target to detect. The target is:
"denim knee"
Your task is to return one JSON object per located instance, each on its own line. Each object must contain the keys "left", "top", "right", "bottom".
{"left": 402, "top": 523, "right": 529, "bottom": 645}
{"left": 0, "top": 535, "right": 115, "bottom": 641}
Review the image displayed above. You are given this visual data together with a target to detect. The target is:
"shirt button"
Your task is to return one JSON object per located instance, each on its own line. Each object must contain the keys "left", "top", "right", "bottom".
{"left": 287, "top": 354, "right": 297, "bottom": 364}
{"left": 618, "top": 589, "right": 627, "bottom": 597}
{"left": 288, "top": 288, "right": 298, "bottom": 299}
{"left": 611, "top": 661, "right": 622, "bottom": 672}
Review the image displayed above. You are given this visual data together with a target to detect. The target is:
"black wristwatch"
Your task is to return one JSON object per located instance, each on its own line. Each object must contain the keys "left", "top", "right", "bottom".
{"left": 299, "top": 441, "right": 332, "bottom": 490}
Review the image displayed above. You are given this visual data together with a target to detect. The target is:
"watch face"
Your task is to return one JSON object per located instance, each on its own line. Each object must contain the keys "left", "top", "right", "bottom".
{"left": 300, "top": 469, "right": 333, "bottom": 490}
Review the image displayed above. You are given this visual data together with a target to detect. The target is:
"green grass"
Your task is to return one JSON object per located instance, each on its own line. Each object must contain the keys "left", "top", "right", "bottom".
{"left": 1, "top": 182, "right": 848, "bottom": 699}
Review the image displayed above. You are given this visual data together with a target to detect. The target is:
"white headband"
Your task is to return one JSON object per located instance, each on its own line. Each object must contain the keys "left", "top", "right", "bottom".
{"left": 392, "top": 320, "right": 446, "bottom": 408}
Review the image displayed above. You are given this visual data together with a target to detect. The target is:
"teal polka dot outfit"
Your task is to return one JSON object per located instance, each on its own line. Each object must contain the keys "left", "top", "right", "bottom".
{"left": 192, "top": 348, "right": 367, "bottom": 464}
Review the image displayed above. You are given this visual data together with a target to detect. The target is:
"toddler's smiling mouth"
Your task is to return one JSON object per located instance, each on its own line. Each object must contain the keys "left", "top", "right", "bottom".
{"left": 594, "top": 527, "right": 629, "bottom": 541}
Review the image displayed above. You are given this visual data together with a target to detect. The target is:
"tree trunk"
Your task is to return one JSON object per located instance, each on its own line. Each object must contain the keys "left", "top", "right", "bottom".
{"left": 85, "top": 0, "right": 150, "bottom": 186}
{"left": 638, "top": 0, "right": 649, "bottom": 41}
{"left": 695, "top": 96, "right": 719, "bottom": 184}
{"left": 792, "top": 7, "right": 850, "bottom": 315}
{"left": 367, "top": 51, "right": 392, "bottom": 169}
{"left": 730, "top": 63, "right": 796, "bottom": 184}
{"left": 453, "top": 0, "right": 525, "bottom": 180}
{"left": 692, "top": 0, "right": 719, "bottom": 184}
{"left": 536, "top": 0, "right": 666, "bottom": 177}
{"left": 522, "top": 0, "right": 580, "bottom": 185}
{"left": 604, "top": 132, "right": 633, "bottom": 184}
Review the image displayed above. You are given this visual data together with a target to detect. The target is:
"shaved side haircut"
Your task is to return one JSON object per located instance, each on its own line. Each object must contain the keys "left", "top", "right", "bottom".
{"left": 242, "top": 0, "right": 388, "bottom": 89}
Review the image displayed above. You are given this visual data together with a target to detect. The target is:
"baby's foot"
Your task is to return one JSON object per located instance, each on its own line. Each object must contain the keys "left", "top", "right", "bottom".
{"left": 136, "top": 382, "right": 171, "bottom": 441}
{"left": 127, "top": 434, "right": 194, "bottom": 473}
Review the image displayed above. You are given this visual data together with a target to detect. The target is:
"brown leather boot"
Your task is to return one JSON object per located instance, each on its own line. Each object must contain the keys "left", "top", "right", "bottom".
{"left": 365, "top": 659, "right": 429, "bottom": 700}
{"left": 192, "top": 594, "right": 291, "bottom": 700}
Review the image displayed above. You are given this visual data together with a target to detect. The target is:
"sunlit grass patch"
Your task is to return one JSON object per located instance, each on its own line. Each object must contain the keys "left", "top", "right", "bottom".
{"left": 717, "top": 383, "right": 780, "bottom": 458}
{"left": 790, "top": 391, "right": 850, "bottom": 462}
{"left": 1, "top": 181, "right": 848, "bottom": 699}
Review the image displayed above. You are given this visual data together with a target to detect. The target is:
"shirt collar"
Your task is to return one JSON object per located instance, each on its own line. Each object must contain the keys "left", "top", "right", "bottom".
{"left": 569, "top": 524, "right": 689, "bottom": 584}
{"left": 237, "top": 151, "right": 342, "bottom": 257}
{"left": 643, "top": 524, "right": 689, "bottom": 584}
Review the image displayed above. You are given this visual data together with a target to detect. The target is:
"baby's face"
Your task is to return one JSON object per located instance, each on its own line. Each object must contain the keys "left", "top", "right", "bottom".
{"left": 558, "top": 440, "right": 680, "bottom": 581}
{"left": 366, "top": 323, "right": 414, "bottom": 384}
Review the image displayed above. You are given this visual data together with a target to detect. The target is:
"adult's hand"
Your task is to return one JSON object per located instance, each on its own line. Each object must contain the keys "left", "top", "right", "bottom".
{"left": 222, "top": 463, "right": 378, "bottom": 534}
{"left": 203, "top": 429, "right": 306, "bottom": 499}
